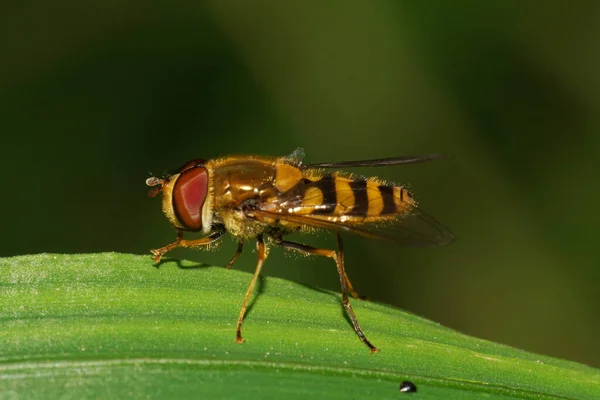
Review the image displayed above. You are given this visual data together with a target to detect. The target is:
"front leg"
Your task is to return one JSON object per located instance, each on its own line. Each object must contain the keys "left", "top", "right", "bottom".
{"left": 151, "top": 229, "right": 224, "bottom": 262}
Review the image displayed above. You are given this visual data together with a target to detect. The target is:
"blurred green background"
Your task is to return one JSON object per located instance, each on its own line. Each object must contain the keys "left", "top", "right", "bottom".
{"left": 1, "top": 1, "right": 598, "bottom": 368}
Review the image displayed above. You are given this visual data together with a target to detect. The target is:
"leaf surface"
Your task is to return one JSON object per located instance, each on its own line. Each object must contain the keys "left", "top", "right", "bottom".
{"left": 1, "top": 254, "right": 598, "bottom": 399}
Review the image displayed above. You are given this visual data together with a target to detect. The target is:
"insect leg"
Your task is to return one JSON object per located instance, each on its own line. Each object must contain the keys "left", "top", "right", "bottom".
{"left": 236, "top": 234, "right": 267, "bottom": 344}
{"left": 275, "top": 237, "right": 379, "bottom": 353}
{"left": 150, "top": 229, "right": 224, "bottom": 263}
{"left": 336, "top": 233, "right": 367, "bottom": 300}
{"left": 225, "top": 241, "right": 244, "bottom": 269}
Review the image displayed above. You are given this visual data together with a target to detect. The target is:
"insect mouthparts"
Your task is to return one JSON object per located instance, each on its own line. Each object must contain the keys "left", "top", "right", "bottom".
{"left": 146, "top": 177, "right": 163, "bottom": 187}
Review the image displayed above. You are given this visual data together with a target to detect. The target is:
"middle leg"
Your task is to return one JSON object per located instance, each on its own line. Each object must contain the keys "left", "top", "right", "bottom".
{"left": 235, "top": 235, "right": 267, "bottom": 344}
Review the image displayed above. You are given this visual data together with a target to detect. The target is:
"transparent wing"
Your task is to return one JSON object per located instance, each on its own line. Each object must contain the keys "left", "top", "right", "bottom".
{"left": 302, "top": 154, "right": 443, "bottom": 169}
{"left": 251, "top": 208, "right": 454, "bottom": 246}
{"left": 252, "top": 179, "right": 454, "bottom": 246}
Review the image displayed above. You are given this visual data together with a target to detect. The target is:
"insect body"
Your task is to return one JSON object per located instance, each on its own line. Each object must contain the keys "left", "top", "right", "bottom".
{"left": 146, "top": 149, "right": 454, "bottom": 352}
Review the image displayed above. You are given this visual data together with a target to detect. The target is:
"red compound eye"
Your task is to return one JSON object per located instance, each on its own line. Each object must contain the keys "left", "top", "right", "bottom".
{"left": 172, "top": 167, "right": 208, "bottom": 231}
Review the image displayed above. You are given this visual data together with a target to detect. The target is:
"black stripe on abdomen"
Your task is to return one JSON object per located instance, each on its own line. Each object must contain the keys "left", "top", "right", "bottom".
{"left": 379, "top": 185, "right": 396, "bottom": 214}
{"left": 348, "top": 179, "right": 368, "bottom": 216}
{"left": 311, "top": 175, "right": 337, "bottom": 215}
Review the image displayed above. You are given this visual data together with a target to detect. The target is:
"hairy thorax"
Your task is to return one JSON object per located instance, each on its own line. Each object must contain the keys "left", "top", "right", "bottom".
{"left": 209, "top": 157, "right": 280, "bottom": 239}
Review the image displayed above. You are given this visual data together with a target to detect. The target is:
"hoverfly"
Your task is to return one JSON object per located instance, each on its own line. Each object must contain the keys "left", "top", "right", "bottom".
{"left": 146, "top": 148, "right": 454, "bottom": 353}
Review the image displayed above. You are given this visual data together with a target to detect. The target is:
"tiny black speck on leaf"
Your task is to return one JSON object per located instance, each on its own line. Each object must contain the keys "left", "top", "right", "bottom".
{"left": 399, "top": 381, "right": 417, "bottom": 393}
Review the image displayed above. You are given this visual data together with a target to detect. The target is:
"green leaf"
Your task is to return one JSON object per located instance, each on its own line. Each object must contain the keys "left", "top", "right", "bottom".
{"left": 1, "top": 253, "right": 598, "bottom": 399}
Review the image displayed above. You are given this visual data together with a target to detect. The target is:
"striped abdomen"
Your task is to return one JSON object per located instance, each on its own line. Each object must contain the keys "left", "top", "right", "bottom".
{"left": 285, "top": 174, "right": 415, "bottom": 221}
